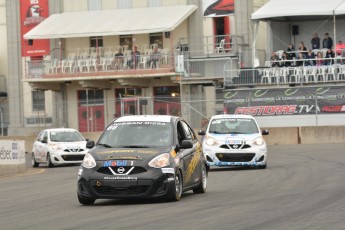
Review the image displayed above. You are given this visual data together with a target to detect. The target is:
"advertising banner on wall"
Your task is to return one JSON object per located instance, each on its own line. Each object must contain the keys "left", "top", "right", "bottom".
{"left": 20, "top": 0, "right": 50, "bottom": 57}
{"left": 224, "top": 87, "right": 345, "bottom": 116}
{"left": 0, "top": 140, "right": 25, "bottom": 165}
{"left": 203, "top": 0, "right": 235, "bottom": 17}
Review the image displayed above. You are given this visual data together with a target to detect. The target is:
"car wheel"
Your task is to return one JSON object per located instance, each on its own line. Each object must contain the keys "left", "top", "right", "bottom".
{"left": 168, "top": 170, "right": 183, "bottom": 201}
{"left": 47, "top": 153, "right": 54, "bottom": 168}
{"left": 78, "top": 193, "right": 95, "bottom": 205}
{"left": 258, "top": 163, "right": 267, "bottom": 169}
{"left": 193, "top": 163, "right": 207, "bottom": 194}
{"left": 32, "top": 153, "right": 39, "bottom": 168}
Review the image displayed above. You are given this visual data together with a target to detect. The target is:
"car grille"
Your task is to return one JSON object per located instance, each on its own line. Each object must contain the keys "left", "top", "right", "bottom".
{"left": 216, "top": 153, "right": 255, "bottom": 162}
{"left": 97, "top": 166, "right": 147, "bottom": 175}
{"left": 93, "top": 185, "right": 150, "bottom": 195}
{"left": 64, "top": 148, "right": 85, "bottom": 152}
{"left": 220, "top": 144, "right": 251, "bottom": 149}
{"left": 61, "top": 154, "right": 85, "bottom": 161}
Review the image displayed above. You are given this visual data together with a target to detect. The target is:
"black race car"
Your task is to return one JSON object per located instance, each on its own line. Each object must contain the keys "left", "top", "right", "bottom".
{"left": 77, "top": 115, "right": 208, "bottom": 205}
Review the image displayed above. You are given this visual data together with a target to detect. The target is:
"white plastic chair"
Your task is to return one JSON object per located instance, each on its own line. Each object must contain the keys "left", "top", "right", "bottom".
{"left": 215, "top": 39, "right": 225, "bottom": 53}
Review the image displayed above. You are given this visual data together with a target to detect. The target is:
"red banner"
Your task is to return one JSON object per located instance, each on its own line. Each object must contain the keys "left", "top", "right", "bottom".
{"left": 20, "top": 0, "right": 50, "bottom": 57}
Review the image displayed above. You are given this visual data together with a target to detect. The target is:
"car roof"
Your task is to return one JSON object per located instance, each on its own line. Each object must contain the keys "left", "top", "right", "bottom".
{"left": 115, "top": 115, "right": 174, "bottom": 123}
{"left": 210, "top": 114, "right": 255, "bottom": 120}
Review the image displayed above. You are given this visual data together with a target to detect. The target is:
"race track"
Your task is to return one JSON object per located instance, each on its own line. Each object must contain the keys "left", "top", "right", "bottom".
{"left": 1, "top": 143, "right": 345, "bottom": 230}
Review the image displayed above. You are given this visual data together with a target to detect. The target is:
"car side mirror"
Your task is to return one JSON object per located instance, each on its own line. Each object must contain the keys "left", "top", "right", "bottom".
{"left": 262, "top": 130, "right": 269, "bottom": 135}
{"left": 86, "top": 140, "right": 95, "bottom": 149}
{"left": 181, "top": 140, "right": 193, "bottom": 149}
{"left": 198, "top": 130, "right": 205, "bottom": 135}
{"left": 41, "top": 139, "right": 47, "bottom": 144}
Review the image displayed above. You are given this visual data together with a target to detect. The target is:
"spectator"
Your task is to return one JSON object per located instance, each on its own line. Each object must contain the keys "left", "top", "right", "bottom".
{"left": 322, "top": 33, "right": 333, "bottom": 49}
{"left": 295, "top": 52, "right": 304, "bottom": 67}
{"left": 127, "top": 46, "right": 140, "bottom": 69}
{"left": 315, "top": 51, "right": 324, "bottom": 66}
{"left": 270, "top": 52, "right": 280, "bottom": 67}
{"left": 305, "top": 50, "right": 316, "bottom": 66}
{"left": 311, "top": 33, "right": 320, "bottom": 49}
{"left": 286, "top": 43, "right": 296, "bottom": 60}
{"left": 298, "top": 41, "right": 307, "bottom": 57}
{"left": 335, "top": 40, "right": 345, "bottom": 56}
{"left": 280, "top": 51, "right": 292, "bottom": 67}
{"left": 113, "top": 48, "right": 124, "bottom": 69}
{"left": 149, "top": 47, "right": 161, "bottom": 69}
{"left": 324, "top": 48, "right": 334, "bottom": 65}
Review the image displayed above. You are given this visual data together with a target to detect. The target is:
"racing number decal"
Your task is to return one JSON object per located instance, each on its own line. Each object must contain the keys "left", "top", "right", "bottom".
{"left": 183, "top": 143, "right": 202, "bottom": 184}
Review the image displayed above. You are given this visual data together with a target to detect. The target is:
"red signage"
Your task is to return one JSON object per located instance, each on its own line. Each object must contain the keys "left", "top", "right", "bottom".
{"left": 20, "top": 0, "right": 50, "bottom": 57}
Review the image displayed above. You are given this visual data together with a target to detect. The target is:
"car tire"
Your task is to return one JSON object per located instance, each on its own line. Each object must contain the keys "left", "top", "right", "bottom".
{"left": 78, "top": 193, "right": 95, "bottom": 205}
{"left": 47, "top": 153, "right": 54, "bottom": 168}
{"left": 168, "top": 170, "right": 183, "bottom": 202}
{"left": 258, "top": 163, "right": 267, "bottom": 169}
{"left": 32, "top": 153, "right": 39, "bottom": 168}
{"left": 193, "top": 163, "right": 207, "bottom": 194}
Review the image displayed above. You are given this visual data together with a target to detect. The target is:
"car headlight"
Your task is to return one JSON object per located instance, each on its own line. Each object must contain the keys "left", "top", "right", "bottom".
{"left": 48, "top": 143, "right": 62, "bottom": 150}
{"left": 148, "top": 153, "right": 170, "bottom": 168}
{"left": 253, "top": 137, "right": 265, "bottom": 146}
{"left": 82, "top": 153, "right": 96, "bottom": 169}
{"left": 205, "top": 136, "right": 218, "bottom": 146}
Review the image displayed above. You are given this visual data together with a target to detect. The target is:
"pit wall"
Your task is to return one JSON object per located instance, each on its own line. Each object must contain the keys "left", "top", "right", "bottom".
{"left": 1, "top": 126, "right": 345, "bottom": 176}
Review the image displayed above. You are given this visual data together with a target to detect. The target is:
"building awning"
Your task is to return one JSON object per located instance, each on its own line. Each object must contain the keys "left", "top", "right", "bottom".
{"left": 251, "top": 0, "right": 345, "bottom": 20}
{"left": 24, "top": 5, "right": 197, "bottom": 39}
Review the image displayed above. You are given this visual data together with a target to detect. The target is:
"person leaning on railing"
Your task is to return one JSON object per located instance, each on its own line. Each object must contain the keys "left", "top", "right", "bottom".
{"left": 280, "top": 51, "right": 292, "bottom": 67}
{"left": 324, "top": 48, "right": 335, "bottom": 65}
{"left": 305, "top": 50, "right": 316, "bottom": 66}
{"left": 270, "top": 51, "right": 280, "bottom": 67}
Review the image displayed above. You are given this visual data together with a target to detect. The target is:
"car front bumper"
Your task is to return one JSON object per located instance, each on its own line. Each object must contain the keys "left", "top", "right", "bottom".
{"left": 77, "top": 167, "right": 176, "bottom": 200}
{"left": 203, "top": 145, "right": 267, "bottom": 167}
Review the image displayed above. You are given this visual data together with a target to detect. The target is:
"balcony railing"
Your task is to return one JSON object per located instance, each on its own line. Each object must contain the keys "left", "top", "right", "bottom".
{"left": 26, "top": 52, "right": 178, "bottom": 79}
{"left": 224, "top": 57, "right": 345, "bottom": 88}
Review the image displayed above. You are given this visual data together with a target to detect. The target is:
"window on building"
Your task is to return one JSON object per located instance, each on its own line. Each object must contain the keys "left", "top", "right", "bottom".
{"left": 148, "top": 0, "right": 162, "bottom": 7}
{"left": 90, "top": 36, "right": 103, "bottom": 48}
{"left": 78, "top": 90, "right": 104, "bottom": 106}
{"left": 120, "top": 35, "right": 133, "bottom": 50}
{"left": 88, "top": 0, "right": 102, "bottom": 11}
{"left": 32, "top": 91, "right": 45, "bottom": 112}
{"left": 149, "top": 33, "right": 163, "bottom": 49}
{"left": 117, "top": 0, "right": 132, "bottom": 9}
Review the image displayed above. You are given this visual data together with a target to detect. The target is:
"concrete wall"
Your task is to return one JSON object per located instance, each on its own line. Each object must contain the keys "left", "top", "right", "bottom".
{"left": 1, "top": 125, "right": 345, "bottom": 176}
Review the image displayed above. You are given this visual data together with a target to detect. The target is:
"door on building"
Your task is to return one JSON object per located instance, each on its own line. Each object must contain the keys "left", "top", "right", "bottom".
{"left": 213, "top": 17, "right": 231, "bottom": 51}
{"left": 115, "top": 88, "right": 145, "bottom": 117}
{"left": 77, "top": 90, "right": 105, "bottom": 132}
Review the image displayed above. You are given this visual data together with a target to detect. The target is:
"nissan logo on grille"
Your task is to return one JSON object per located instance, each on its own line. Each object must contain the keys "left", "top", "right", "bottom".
{"left": 117, "top": 167, "right": 125, "bottom": 174}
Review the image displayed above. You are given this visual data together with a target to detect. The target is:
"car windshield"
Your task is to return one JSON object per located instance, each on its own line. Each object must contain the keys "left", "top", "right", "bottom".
{"left": 50, "top": 131, "right": 85, "bottom": 142}
{"left": 98, "top": 121, "right": 173, "bottom": 148}
{"left": 208, "top": 118, "right": 259, "bottom": 134}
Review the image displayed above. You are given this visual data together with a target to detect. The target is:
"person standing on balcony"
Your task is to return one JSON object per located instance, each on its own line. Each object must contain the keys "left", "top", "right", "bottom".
{"left": 323, "top": 33, "right": 333, "bottom": 49}
{"left": 149, "top": 47, "right": 161, "bottom": 69}
{"left": 127, "top": 46, "right": 140, "bottom": 69}
{"left": 113, "top": 48, "right": 124, "bottom": 70}
{"left": 311, "top": 33, "right": 320, "bottom": 49}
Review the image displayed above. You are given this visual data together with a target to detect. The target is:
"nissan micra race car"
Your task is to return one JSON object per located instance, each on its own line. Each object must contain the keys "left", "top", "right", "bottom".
{"left": 198, "top": 114, "right": 269, "bottom": 169}
{"left": 31, "top": 128, "right": 89, "bottom": 167}
{"left": 77, "top": 115, "right": 208, "bottom": 205}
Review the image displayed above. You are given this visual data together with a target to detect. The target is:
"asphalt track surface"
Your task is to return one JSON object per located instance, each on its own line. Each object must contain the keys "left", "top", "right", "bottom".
{"left": 1, "top": 143, "right": 345, "bottom": 230}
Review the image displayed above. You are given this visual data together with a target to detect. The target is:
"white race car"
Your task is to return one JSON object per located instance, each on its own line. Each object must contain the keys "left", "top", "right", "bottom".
{"left": 31, "top": 128, "right": 89, "bottom": 167}
{"left": 198, "top": 114, "right": 269, "bottom": 169}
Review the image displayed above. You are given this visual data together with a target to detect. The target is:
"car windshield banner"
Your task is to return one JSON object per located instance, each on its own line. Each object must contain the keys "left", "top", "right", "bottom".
{"left": 224, "top": 86, "right": 345, "bottom": 116}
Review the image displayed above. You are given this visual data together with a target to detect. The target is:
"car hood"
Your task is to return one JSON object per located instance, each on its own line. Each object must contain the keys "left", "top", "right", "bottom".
{"left": 50, "top": 141, "right": 87, "bottom": 149}
{"left": 207, "top": 133, "right": 262, "bottom": 142}
{"left": 89, "top": 146, "right": 173, "bottom": 161}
